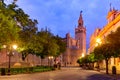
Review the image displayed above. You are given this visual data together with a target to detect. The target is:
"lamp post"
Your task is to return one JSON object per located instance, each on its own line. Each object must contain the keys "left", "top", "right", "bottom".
{"left": 7, "top": 44, "right": 17, "bottom": 75}
{"left": 48, "top": 56, "right": 53, "bottom": 67}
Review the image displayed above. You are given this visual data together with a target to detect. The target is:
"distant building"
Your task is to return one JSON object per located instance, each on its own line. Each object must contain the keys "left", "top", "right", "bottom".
{"left": 62, "top": 12, "right": 86, "bottom": 66}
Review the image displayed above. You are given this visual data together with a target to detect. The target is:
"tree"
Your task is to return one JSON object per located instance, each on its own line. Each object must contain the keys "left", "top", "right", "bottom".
{"left": 0, "top": 1, "right": 66, "bottom": 66}
{"left": 7, "top": 3, "right": 29, "bottom": 27}
{"left": 77, "top": 57, "right": 84, "bottom": 65}
{"left": 106, "top": 27, "right": 120, "bottom": 57}
{"left": 37, "top": 29, "right": 60, "bottom": 58}
{"left": 94, "top": 43, "right": 114, "bottom": 74}
{"left": 18, "top": 19, "right": 39, "bottom": 60}
{"left": 53, "top": 35, "right": 66, "bottom": 56}
{"left": 107, "top": 27, "right": 120, "bottom": 44}
{"left": 77, "top": 53, "right": 97, "bottom": 69}
{"left": 0, "top": 2, "right": 20, "bottom": 48}
{"left": 88, "top": 52, "right": 97, "bottom": 63}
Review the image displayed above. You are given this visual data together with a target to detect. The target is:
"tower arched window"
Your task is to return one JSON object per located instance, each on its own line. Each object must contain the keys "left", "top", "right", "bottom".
{"left": 79, "top": 23, "right": 81, "bottom": 26}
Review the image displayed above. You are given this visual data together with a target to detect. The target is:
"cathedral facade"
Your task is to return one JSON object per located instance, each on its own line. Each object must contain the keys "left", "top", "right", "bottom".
{"left": 62, "top": 12, "right": 86, "bottom": 66}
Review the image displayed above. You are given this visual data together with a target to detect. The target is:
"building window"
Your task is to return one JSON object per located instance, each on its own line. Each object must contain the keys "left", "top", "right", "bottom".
{"left": 118, "top": 57, "right": 120, "bottom": 66}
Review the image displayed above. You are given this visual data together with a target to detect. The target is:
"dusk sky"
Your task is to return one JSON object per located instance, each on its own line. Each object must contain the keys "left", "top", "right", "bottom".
{"left": 6, "top": 0, "right": 120, "bottom": 48}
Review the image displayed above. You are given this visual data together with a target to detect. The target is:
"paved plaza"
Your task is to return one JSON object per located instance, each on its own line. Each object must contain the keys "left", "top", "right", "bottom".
{"left": 0, "top": 67, "right": 119, "bottom": 80}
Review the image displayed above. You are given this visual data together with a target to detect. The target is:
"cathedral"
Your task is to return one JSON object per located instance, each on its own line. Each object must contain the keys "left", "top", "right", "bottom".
{"left": 62, "top": 12, "right": 86, "bottom": 66}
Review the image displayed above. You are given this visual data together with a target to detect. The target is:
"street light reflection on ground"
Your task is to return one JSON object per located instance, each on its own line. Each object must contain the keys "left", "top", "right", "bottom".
{"left": 7, "top": 44, "right": 17, "bottom": 75}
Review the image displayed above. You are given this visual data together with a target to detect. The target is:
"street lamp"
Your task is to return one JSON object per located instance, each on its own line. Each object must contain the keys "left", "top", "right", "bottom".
{"left": 12, "top": 45, "right": 17, "bottom": 50}
{"left": 48, "top": 56, "right": 53, "bottom": 67}
{"left": 82, "top": 53, "right": 84, "bottom": 57}
{"left": 95, "top": 38, "right": 102, "bottom": 47}
{"left": 7, "top": 44, "right": 17, "bottom": 75}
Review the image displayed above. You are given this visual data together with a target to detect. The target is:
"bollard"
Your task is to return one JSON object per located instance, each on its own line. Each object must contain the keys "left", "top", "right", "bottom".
{"left": 112, "top": 66, "right": 116, "bottom": 75}
{"left": 112, "top": 66, "right": 117, "bottom": 80}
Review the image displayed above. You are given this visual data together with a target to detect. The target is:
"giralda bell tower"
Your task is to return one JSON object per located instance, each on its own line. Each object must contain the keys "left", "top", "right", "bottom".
{"left": 75, "top": 11, "right": 86, "bottom": 54}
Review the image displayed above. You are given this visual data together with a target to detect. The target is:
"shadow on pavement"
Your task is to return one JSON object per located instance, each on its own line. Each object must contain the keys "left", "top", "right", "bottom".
{"left": 87, "top": 74, "right": 114, "bottom": 80}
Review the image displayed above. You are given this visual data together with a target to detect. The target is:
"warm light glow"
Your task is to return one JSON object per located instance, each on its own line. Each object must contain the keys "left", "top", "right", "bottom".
{"left": 49, "top": 56, "right": 53, "bottom": 59}
{"left": 3, "top": 45, "right": 7, "bottom": 48}
{"left": 12, "top": 45, "right": 17, "bottom": 50}
{"left": 95, "top": 43, "right": 98, "bottom": 47}
{"left": 82, "top": 53, "right": 84, "bottom": 57}
{"left": 96, "top": 38, "right": 102, "bottom": 44}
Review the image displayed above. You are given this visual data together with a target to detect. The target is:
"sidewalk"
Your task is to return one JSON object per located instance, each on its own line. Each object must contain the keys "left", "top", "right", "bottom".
{"left": 98, "top": 69, "right": 120, "bottom": 80}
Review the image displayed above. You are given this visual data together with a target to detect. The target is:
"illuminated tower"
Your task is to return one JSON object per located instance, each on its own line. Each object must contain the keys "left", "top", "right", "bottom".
{"left": 75, "top": 11, "right": 86, "bottom": 54}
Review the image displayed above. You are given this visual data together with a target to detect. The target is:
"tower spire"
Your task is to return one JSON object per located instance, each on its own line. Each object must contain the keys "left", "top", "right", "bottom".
{"left": 78, "top": 10, "right": 83, "bottom": 27}
{"left": 110, "top": 3, "right": 112, "bottom": 11}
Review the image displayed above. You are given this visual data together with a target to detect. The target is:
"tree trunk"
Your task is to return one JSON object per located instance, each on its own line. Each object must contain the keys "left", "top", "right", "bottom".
{"left": 92, "top": 62, "right": 94, "bottom": 70}
{"left": 97, "top": 61, "right": 100, "bottom": 71}
{"left": 41, "top": 59, "right": 43, "bottom": 66}
{"left": 105, "top": 59, "right": 109, "bottom": 74}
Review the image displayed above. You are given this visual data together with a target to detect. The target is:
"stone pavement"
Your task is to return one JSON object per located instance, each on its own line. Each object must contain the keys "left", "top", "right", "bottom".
{"left": 0, "top": 67, "right": 120, "bottom": 80}
{"left": 99, "top": 69, "right": 120, "bottom": 80}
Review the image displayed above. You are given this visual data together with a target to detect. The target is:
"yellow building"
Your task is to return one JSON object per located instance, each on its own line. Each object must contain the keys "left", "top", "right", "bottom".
{"left": 89, "top": 8, "right": 120, "bottom": 70}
